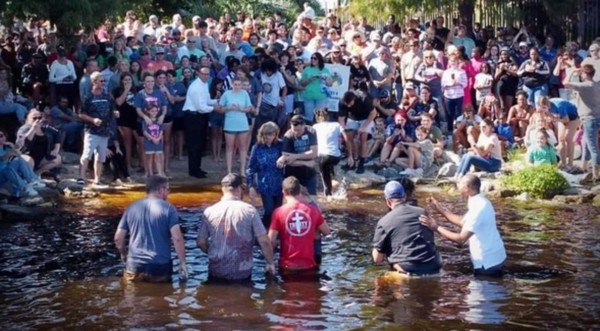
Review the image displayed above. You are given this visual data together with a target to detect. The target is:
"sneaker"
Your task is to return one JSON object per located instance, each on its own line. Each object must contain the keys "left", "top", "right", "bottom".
{"left": 356, "top": 161, "right": 365, "bottom": 174}
{"left": 92, "top": 182, "right": 109, "bottom": 189}
{"left": 413, "top": 168, "right": 424, "bottom": 177}
{"left": 28, "top": 180, "right": 46, "bottom": 189}
{"left": 399, "top": 168, "right": 415, "bottom": 176}
{"left": 23, "top": 186, "right": 39, "bottom": 197}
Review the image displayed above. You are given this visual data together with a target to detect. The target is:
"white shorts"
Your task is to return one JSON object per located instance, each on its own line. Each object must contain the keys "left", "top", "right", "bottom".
{"left": 81, "top": 133, "right": 109, "bottom": 163}
{"left": 346, "top": 118, "right": 374, "bottom": 135}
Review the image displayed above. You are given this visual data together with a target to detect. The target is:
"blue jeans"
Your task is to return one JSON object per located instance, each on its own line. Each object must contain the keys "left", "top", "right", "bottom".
{"left": 394, "top": 84, "right": 403, "bottom": 104}
{"left": 522, "top": 84, "right": 548, "bottom": 106}
{"left": 61, "top": 121, "right": 84, "bottom": 146}
{"left": 303, "top": 174, "right": 317, "bottom": 195}
{"left": 303, "top": 99, "right": 329, "bottom": 124}
{"left": 0, "top": 167, "right": 26, "bottom": 197}
{"left": 9, "top": 157, "right": 36, "bottom": 183}
{"left": 457, "top": 154, "right": 502, "bottom": 176}
{"left": 0, "top": 101, "right": 28, "bottom": 122}
{"left": 582, "top": 118, "right": 600, "bottom": 166}
{"left": 260, "top": 194, "right": 283, "bottom": 229}
{"left": 444, "top": 97, "right": 464, "bottom": 133}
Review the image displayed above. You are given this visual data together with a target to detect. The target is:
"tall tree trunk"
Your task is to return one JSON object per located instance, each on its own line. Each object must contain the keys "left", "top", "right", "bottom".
{"left": 458, "top": 0, "right": 475, "bottom": 36}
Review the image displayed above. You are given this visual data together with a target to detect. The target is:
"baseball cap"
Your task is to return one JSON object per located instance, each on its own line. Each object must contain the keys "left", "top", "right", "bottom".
{"left": 221, "top": 173, "right": 244, "bottom": 188}
{"left": 155, "top": 46, "right": 165, "bottom": 54}
{"left": 379, "top": 90, "right": 390, "bottom": 98}
{"left": 405, "top": 82, "right": 415, "bottom": 90}
{"left": 370, "top": 32, "right": 382, "bottom": 41}
{"left": 518, "top": 41, "right": 528, "bottom": 48}
{"left": 384, "top": 181, "right": 406, "bottom": 199}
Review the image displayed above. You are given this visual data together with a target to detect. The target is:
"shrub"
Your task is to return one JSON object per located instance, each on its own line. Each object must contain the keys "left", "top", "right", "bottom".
{"left": 500, "top": 164, "right": 570, "bottom": 198}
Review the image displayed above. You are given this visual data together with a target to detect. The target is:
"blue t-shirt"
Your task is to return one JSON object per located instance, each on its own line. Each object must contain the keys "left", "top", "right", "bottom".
{"left": 81, "top": 92, "right": 115, "bottom": 137}
{"left": 118, "top": 197, "right": 179, "bottom": 274}
{"left": 495, "top": 123, "right": 515, "bottom": 144}
{"left": 0, "top": 145, "right": 13, "bottom": 171}
{"left": 133, "top": 89, "right": 168, "bottom": 117}
{"left": 154, "top": 85, "right": 175, "bottom": 117}
{"left": 50, "top": 106, "right": 76, "bottom": 128}
{"left": 550, "top": 98, "right": 578, "bottom": 121}
{"left": 219, "top": 90, "right": 252, "bottom": 132}
{"left": 168, "top": 82, "right": 187, "bottom": 119}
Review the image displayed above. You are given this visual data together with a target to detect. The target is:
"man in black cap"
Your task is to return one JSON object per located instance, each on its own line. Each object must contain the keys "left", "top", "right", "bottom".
{"left": 197, "top": 173, "right": 276, "bottom": 280}
{"left": 277, "top": 114, "right": 318, "bottom": 194}
{"left": 373, "top": 89, "right": 398, "bottom": 119}
{"left": 372, "top": 180, "right": 442, "bottom": 276}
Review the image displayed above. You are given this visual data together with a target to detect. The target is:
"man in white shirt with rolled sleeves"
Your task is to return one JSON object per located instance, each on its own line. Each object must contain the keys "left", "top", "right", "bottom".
{"left": 182, "top": 66, "right": 222, "bottom": 178}
{"left": 420, "top": 174, "right": 507, "bottom": 277}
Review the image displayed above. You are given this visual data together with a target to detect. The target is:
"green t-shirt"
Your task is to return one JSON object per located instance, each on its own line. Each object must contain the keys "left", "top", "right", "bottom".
{"left": 527, "top": 145, "right": 557, "bottom": 165}
{"left": 301, "top": 66, "right": 330, "bottom": 101}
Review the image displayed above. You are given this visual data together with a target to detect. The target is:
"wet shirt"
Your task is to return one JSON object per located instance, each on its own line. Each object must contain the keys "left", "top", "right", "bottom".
{"left": 270, "top": 201, "right": 324, "bottom": 270}
{"left": 118, "top": 197, "right": 179, "bottom": 274}
{"left": 198, "top": 198, "right": 266, "bottom": 280}
{"left": 373, "top": 204, "right": 441, "bottom": 267}
{"left": 81, "top": 92, "right": 115, "bottom": 137}
{"left": 282, "top": 127, "right": 318, "bottom": 184}
{"left": 247, "top": 141, "right": 284, "bottom": 197}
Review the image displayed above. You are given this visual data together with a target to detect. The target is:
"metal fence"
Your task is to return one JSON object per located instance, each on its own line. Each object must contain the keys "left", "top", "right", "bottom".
{"left": 341, "top": 0, "right": 600, "bottom": 47}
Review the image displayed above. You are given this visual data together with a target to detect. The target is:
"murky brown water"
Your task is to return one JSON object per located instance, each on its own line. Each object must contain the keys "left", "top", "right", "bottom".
{"left": 1, "top": 187, "right": 600, "bottom": 331}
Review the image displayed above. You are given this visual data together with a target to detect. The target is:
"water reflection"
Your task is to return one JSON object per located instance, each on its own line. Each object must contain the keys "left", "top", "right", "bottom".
{"left": 463, "top": 279, "right": 507, "bottom": 325}
{"left": 1, "top": 192, "right": 600, "bottom": 330}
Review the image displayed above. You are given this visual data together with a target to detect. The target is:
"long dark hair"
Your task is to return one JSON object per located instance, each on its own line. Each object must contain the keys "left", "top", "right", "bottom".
{"left": 209, "top": 77, "right": 224, "bottom": 99}
{"left": 311, "top": 52, "right": 325, "bottom": 70}
{"left": 119, "top": 72, "right": 137, "bottom": 93}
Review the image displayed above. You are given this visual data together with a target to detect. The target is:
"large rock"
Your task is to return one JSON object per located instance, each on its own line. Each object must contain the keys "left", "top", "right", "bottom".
{"left": 60, "top": 152, "right": 80, "bottom": 165}
{"left": 64, "top": 188, "right": 99, "bottom": 199}
{"left": 514, "top": 192, "right": 532, "bottom": 201}
{"left": 337, "top": 166, "right": 386, "bottom": 189}
{"left": 440, "top": 151, "right": 461, "bottom": 165}
{"left": 593, "top": 195, "right": 600, "bottom": 207}
{"left": 376, "top": 167, "right": 401, "bottom": 179}
{"left": 558, "top": 170, "right": 588, "bottom": 185}
{"left": 437, "top": 163, "right": 457, "bottom": 178}
{"left": 497, "top": 187, "right": 518, "bottom": 198}
{"left": 33, "top": 187, "right": 60, "bottom": 200}
{"left": 57, "top": 179, "right": 83, "bottom": 193}
{"left": 480, "top": 179, "right": 496, "bottom": 193}
{"left": 20, "top": 196, "right": 44, "bottom": 207}
{"left": 552, "top": 194, "right": 594, "bottom": 204}
{"left": 590, "top": 185, "right": 600, "bottom": 194}
{"left": 562, "top": 187, "right": 592, "bottom": 196}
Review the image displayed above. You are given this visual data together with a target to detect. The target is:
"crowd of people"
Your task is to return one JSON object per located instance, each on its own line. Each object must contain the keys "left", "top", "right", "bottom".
{"left": 1, "top": 4, "right": 600, "bottom": 201}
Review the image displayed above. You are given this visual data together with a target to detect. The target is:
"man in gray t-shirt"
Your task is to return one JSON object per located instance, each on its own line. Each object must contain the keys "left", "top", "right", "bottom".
{"left": 115, "top": 176, "right": 187, "bottom": 282}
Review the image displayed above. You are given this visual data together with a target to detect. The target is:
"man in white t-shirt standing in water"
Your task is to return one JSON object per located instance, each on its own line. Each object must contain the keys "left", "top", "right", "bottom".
{"left": 420, "top": 174, "right": 507, "bottom": 276}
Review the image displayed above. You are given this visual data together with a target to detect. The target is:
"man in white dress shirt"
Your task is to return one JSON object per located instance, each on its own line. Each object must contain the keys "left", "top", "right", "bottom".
{"left": 182, "top": 66, "right": 222, "bottom": 178}
{"left": 420, "top": 174, "right": 507, "bottom": 277}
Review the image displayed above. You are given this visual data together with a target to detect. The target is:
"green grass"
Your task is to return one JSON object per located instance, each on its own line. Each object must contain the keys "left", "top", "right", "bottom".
{"left": 505, "top": 148, "right": 526, "bottom": 163}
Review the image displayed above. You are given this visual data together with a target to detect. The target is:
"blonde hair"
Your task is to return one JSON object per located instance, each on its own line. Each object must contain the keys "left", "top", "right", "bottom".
{"left": 529, "top": 112, "right": 549, "bottom": 129}
{"left": 257, "top": 121, "right": 280, "bottom": 145}
{"left": 537, "top": 96, "right": 551, "bottom": 109}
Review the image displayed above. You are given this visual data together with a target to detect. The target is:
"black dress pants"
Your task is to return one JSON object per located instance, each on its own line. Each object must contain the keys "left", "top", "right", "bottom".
{"left": 185, "top": 112, "right": 209, "bottom": 176}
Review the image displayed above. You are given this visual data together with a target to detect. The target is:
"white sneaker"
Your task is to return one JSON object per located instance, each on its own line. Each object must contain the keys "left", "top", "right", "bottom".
{"left": 92, "top": 182, "right": 109, "bottom": 189}
{"left": 399, "top": 168, "right": 415, "bottom": 176}
{"left": 413, "top": 168, "right": 424, "bottom": 177}
{"left": 23, "top": 186, "right": 39, "bottom": 197}
{"left": 28, "top": 180, "right": 46, "bottom": 189}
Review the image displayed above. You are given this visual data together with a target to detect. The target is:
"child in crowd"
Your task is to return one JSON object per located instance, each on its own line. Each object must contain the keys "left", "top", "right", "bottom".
{"left": 398, "top": 125, "right": 434, "bottom": 176}
{"left": 366, "top": 117, "right": 386, "bottom": 161}
{"left": 474, "top": 62, "right": 494, "bottom": 106}
{"left": 378, "top": 112, "right": 412, "bottom": 167}
{"left": 527, "top": 130, "right": 558, "bottom": 165}
{"left": 142, "top": 105, "right": 165, "bottom": 177}
{"left": 403, "top": 99, "right": 421, "bottom": 130}
{"left": 524, "top": 112, "right": 557, "bottom": 148}
{"left": 106, "top": 126, "right": 132, "bottom": 184}
{"left": 494, "top": 112, "right": 516, "bottom": 154}
{"left": 209, "top": 77, "right": 225, "bottom": 162}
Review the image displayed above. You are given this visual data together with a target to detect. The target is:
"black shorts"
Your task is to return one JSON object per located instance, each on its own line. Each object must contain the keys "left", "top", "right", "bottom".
{"left": 163, "top": 115, "right": 173, "bottom": 124}
{"left": 135, "top": 122, "right": 143, "bottom": 136}
{"left": 172, "top": 117, "right": 185, "bottom": 131}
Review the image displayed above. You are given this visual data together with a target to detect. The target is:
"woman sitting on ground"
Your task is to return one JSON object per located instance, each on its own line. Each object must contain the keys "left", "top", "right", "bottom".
{"left": 0, "top": 128, "right": 44, "bottom": 198}
{"left": 455, "top": 118, "right": 503, "bottom": 178}
{"left": 16, "top": 110, "right": 62, "bottom": 180}
{"left": 378, "top": 112, "right": 412, "bottom": 167}
{"left": 507, "top": 90, "right": 534, "bottom": 143}
{"left": 453, "top": 104, "right": 482, "bottom": 154}
{"left": 312, "top": 107, "right": 343, "bottom": 197}
{"left": 247, "top": 121, "right": 284, "bottom": 229}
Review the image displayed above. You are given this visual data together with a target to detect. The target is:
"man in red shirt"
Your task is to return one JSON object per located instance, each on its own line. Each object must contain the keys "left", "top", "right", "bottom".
{"left": 269, "top": 176, "right": 330, "bottom": 271}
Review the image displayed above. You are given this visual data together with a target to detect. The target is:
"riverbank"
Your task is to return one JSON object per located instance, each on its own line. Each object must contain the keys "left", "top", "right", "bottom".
{"left": 1, "top": 151, "right": 600, "bottom": 221}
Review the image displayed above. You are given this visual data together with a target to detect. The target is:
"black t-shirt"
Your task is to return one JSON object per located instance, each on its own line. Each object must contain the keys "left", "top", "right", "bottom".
{"left": 338, "top": 90, "right": 374, "bottom": 121}
{"left": 435, "top": 27, "right": 450, "bottom": 41}
{"left": 282, "top": 127, "right": 317, "bottom": 184}
{"left": 414, "top": 98, "right": 438, "bottom": 116}
{"left": 282, "top": 63, "right": 297, "bottom": 95}
{"left": 372, "top": 203, "right": 441, "bottom": 269}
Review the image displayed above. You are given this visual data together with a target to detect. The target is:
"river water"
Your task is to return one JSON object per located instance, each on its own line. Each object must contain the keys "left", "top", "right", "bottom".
{"left": 1, "top": 186, "right": 599, "bottom": 331}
